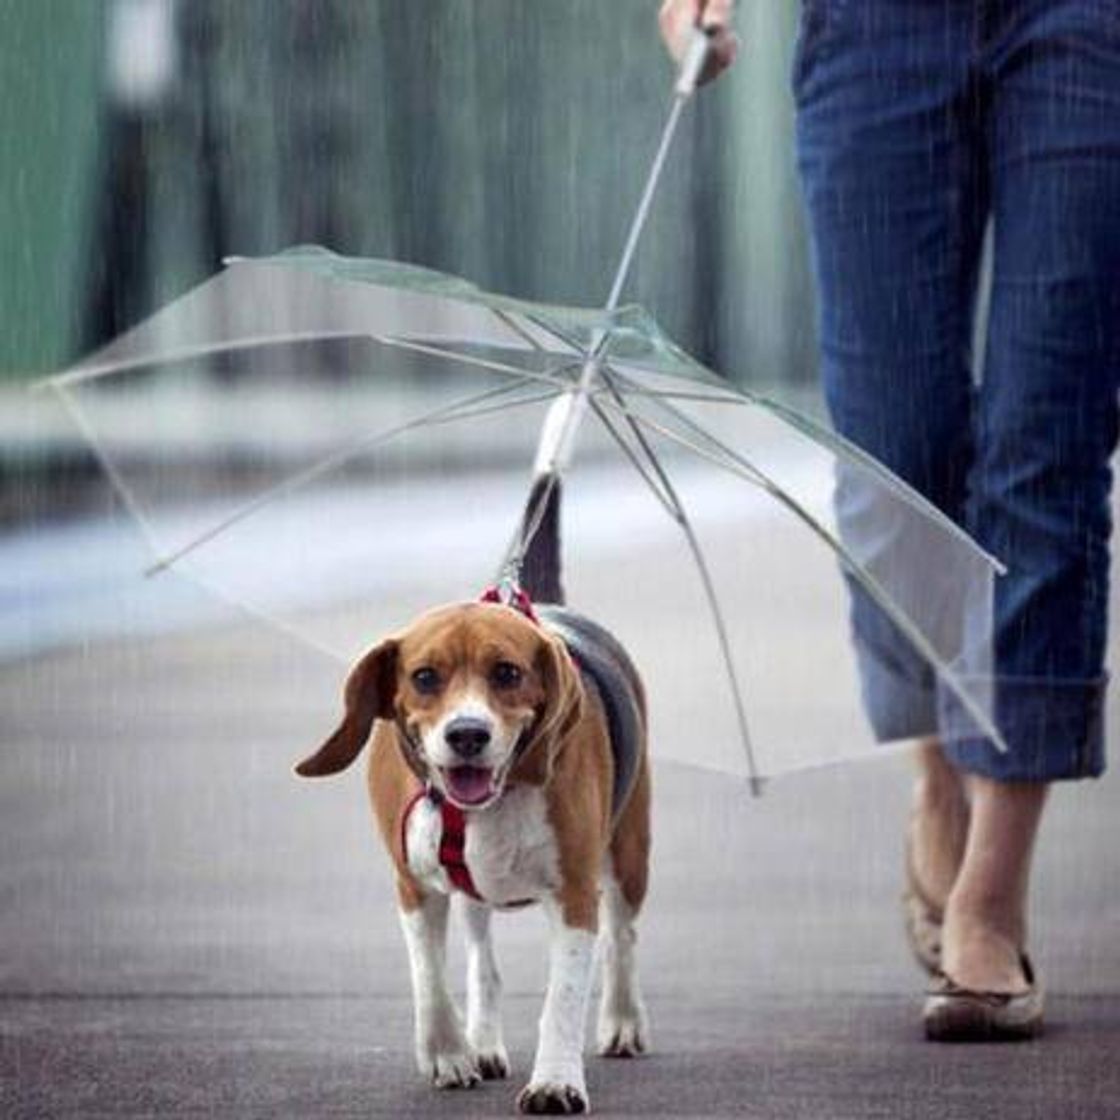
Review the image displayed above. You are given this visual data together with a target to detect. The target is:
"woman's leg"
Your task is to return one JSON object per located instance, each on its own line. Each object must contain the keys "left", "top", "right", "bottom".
{"left": 910, "top": 738, "right": 970, "bottom": 910}
{"left": 942, "top": 779, "right": 1048, "bottom": 991}
{"left": 796, "top": 0, "right": 1120, "bottom": 1007}
{"left": 935, "top": 0, "right": 1120, "bottom": 996}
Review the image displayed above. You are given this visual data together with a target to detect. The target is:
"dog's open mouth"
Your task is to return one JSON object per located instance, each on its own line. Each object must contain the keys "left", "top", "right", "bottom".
{"left": 440, "top": 765, "right": 497, "bottom": 807}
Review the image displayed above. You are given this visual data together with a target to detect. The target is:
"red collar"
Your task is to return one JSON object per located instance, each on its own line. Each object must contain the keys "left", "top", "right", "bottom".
{"left": 478, "top": 583, "right": 540, "bottom": 624}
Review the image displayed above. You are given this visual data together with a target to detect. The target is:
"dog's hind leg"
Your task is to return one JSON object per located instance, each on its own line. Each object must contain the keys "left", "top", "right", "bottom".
{"left": 596, "top": 874, "right": 650, "bottom": 1058}
{"left": 461, "top": 897, "right": 510, "bottom": 1080}
{"left": 398, "top": 887, "right": 481, "bottom": 1090}
{"left": 597, "top": 758, "right": 651, "bottom": 1058}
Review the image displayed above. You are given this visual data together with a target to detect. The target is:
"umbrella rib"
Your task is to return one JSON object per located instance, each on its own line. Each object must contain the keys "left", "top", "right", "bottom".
{"left": 144, "top": 378, "right": 560, "bottom": 576}
{"left": 594, "top": 385, "right": 764, "bottom": 794}
{"left": 183, "top": 569, "right": 349, "bottom": 663}
{"left": 378, "top": 336, "right": 581, "bottom": 390}
{"left": 35, "top": 330, "right": 379, "bottom": 390}
{"left": 751, "top": 392, "right": 1006, "bottom": 569}
{"left": 46, "top": 394, "right": 354, "bottom": 662}
{"left": 523, "top": 316, "right": 591, "bottom": 360}
{"left": 594, "top": 376, "right": 687, "bottom": 519}
{"left": 407, "top": 386, "right": 565, "bottom": 433}
{"left": 39, "top": 330, "right": 582, "bottom": 396}
{"left": 597, "top": 374, "right": 742, "bottom": 408}
{"left": 50, "top": 384, "right": 167, "bottom": 560}
{"left": 585, "top": 398, "right": 678, "bottom": 518}
{"left": 610, "top": 368, "right": 1006, "bottom": 576}
{"left": 625, "top": 406, "right": 1009, "bottom": 754}
{"left": 491, "top": 309, "right": 553, "bottom": 354}
{"left": 672, "top": 513, "right": 766, "bottom": 793}
{"left": 611, "top": 387, "right": 741, "bottom": 406}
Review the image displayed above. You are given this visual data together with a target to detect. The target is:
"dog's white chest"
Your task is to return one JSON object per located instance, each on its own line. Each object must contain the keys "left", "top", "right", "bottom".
{"left": 404, "top": 785, "right": 560, "bottom": 908}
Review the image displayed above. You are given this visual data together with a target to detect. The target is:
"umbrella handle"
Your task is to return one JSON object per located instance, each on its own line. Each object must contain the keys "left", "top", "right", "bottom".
{"left": 674, "top": 25, "right": 716, "bottom": 98}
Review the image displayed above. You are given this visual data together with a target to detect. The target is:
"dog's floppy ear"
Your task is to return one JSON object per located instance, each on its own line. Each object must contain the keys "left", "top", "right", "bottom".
{"left": 295, "top": 639, "right": 399, "bottom": 778}
{"left": 532, "top": 631, "right": 584, "bottom": 751}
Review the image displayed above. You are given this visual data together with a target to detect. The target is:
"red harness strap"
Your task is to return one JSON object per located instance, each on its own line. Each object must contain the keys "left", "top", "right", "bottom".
{"left": 401, "top": 789, "right": 533, "bottom": 907}
{"left": 401, "top": 787, "right": 484, "bottom": 901}
{"left": 436, "top": 796, "right": 483, "bottom": 900}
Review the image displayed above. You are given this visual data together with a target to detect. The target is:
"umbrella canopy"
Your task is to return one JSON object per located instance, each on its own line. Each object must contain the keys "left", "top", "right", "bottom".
{"left": 38, "top": 247, "right": 1005, "bottom": 783}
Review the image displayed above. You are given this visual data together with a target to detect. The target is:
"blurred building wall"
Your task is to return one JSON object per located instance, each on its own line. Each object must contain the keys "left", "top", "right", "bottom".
{"left": 0, "top": 0, "right": 816, "bottom": 388}
{"left": 0, "top": 0, "right": 103, "bottom": 377}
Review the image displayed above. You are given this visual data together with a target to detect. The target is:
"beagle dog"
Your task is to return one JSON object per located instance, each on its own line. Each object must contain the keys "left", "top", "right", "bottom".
{"left": 296, "top": 478, "right": 650, "bottom": 1116}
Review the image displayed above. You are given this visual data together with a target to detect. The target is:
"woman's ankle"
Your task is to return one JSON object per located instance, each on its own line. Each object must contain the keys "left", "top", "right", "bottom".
{"left": 940, "top": 901, "right": 1029, "bottom": 993}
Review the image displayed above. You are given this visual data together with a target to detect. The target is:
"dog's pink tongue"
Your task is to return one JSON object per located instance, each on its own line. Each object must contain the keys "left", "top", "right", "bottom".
{"left": 444, "top": 766, "right": 493, "bottom": 805}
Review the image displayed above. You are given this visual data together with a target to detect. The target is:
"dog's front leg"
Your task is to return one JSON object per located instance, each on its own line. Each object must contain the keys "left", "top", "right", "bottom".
{"left": 461, "top": 897, "right": 510, "bottom": 1080}
{"left": 398, "top": 888, "right": 480, "bottom": 1090}
{"left": 517, "top": 893, "right": 597, "bottom": 1115}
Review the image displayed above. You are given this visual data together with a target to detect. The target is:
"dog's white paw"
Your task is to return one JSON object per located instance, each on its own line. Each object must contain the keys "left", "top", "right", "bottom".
{"left": 516, "top": 1080, "right": 589, "bottom": 1115}
{"left": 474, "top": 1043, "right": 510, "bottom": 1080}
{"left": 597, "top": 1006, "right": 649, "bottom": 1058}
{"left": 426, "top": 1050, "right": 482, "bottom": 1090}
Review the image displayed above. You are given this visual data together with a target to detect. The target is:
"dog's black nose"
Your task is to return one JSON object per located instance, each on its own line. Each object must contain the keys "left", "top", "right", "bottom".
{"left": 445, "top": 717, "right": 492, "bottom": 758}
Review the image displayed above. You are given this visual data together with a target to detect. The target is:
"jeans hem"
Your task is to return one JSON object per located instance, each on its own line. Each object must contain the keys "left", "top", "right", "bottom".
{"left": 857, "top": 643, "right": 1109, "bottom": 780}
{"left": 937, "top": 673, "right": 1108, "bottom": 782}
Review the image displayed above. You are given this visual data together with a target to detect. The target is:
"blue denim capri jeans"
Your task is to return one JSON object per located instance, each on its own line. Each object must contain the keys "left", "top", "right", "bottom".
{"left": 793, "top": 0, "right": 1120, "bottom": 781}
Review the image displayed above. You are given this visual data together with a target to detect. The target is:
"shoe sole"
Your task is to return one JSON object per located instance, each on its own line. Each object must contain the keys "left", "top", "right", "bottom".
{"left": 923, "top": 991, "right": 1044, "bottom": 1042}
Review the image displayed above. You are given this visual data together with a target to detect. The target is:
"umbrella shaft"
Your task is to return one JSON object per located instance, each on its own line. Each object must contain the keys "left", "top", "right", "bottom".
{"left": 604, "top": 93, "right": 688, "bottom": 315}
{"left": 512, "top": 49, "right": 705, "bottom": 581}
{"left": 540, "top": 91, "right": 690, "bottom": 478}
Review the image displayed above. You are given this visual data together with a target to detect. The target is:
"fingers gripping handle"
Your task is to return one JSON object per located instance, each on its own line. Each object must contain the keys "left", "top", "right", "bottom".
{"left": 674, "top": 25, "right": 714, "bottom": 98}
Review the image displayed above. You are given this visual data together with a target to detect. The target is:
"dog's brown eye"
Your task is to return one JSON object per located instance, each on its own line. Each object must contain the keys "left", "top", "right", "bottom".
{"left": 411, "top": 667, "right": 441, "bottom": 694}
{"left": 491, "top": 661, "right": 523, "bottom": 690}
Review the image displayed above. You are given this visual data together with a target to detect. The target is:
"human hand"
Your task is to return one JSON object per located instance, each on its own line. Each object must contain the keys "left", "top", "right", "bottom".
{"left": 658, "top": 0, "right": 739, "bottom": 86}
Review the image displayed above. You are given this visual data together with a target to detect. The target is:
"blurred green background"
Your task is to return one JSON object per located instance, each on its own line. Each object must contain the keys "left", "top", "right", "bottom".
{"left": 0, "top": 0, "right": 103, "bottom": 377}
{"left": 0, "top": 0, "right": 815, "bottom": 387}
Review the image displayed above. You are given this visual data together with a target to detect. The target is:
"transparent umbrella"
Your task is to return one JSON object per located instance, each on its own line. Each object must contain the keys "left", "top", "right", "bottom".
{"left": 37, "top": 30, "right": 1006, "bottom": 788}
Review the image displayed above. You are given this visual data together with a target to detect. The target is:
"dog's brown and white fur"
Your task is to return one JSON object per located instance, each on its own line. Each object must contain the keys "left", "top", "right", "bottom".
{"left": 296, "top": 477, "right": 650, "bottom": 1115}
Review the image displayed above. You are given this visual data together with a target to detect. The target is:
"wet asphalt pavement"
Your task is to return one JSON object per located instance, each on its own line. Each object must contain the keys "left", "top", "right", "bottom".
{"left": 3, "top": 485, "right": 1120, "bottom": 1119}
